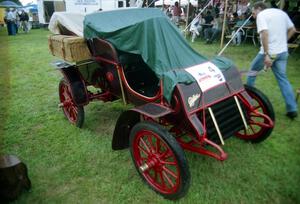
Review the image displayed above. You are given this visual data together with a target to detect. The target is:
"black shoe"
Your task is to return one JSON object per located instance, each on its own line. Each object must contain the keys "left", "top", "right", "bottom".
{"left": 286, "top": 111, "right": 298, "bottom": 119}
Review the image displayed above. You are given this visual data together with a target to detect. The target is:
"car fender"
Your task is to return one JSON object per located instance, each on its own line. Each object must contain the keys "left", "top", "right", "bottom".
{"left": 112, "top": 110, "right": 140, "bottom": 150}
{"left": 112, "top": 103, "right": 173, "bottom": 150}
{"left": 60, "top": 67, "right": 89, "bottom": 106}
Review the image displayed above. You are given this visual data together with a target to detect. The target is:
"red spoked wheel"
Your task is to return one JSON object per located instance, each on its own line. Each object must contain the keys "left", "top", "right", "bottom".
{"left": 129, "top": 121, "right": 190, "bottom": 200}
{"left": 235, "top": 85, "right": 275, "bottom": 143}
{"left": 58, "top": 79, "right": 84, "bottom": 128}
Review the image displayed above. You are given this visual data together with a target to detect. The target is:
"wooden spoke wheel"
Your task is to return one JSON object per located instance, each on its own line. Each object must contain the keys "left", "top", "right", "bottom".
{"left": 58, "top": 79, "right": 84, "bottom": 128}
{"left": 236, "top": 85, "right": 275, "bottom": 143}
{"left": 129, "top": 121, "right": 190, "bottom": 200}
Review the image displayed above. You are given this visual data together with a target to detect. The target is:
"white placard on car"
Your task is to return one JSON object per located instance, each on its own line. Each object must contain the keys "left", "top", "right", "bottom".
{"left": 185, "top": 62, "right": 226, "bottom": 92}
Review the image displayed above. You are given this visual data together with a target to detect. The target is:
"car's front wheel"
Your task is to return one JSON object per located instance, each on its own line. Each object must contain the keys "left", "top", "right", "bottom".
{"left": 235, "top": 85, "right": 275, "bottom": 143}
{"left": 129, "top": 121, "right": 190, "bottom": 200}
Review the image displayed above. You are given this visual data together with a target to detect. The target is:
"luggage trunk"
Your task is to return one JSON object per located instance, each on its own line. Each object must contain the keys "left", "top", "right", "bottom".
{"left": 48, "top": 35, "right": 91, "bottom": 62}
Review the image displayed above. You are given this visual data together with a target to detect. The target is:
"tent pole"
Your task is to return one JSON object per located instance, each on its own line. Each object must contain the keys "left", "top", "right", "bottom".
{"left": 147, "top": 0, "right": 156, "bottom": 7}
{"left": 185, "top": 0, "right": 190, "bottom": 38}
{"left": 220, "top": 0, "right": 228, "bottom": 49}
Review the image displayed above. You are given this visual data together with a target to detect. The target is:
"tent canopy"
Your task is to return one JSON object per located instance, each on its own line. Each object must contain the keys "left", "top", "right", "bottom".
{"left": 154, "top": 0, "right": 198, "bottom": 6}
{"left": 0, "top": 0, "right": 21, "bottom": 8}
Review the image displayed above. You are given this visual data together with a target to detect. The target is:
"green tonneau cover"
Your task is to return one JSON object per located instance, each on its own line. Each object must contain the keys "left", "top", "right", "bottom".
{"left": 84, "top": 8, "right": 234, "bottom": 101}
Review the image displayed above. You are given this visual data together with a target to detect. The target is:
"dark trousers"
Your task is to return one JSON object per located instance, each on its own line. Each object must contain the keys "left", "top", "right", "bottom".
{"left": 7, "top": 21, "right": 16, "bottom": 35}
{"left": 204, "top": 28, "right": 221, "bottom": 42}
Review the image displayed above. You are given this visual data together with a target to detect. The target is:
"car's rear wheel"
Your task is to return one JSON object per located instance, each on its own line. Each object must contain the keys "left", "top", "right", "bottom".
{"left": 59, "top": 79, "right": 84, "bottom": 128}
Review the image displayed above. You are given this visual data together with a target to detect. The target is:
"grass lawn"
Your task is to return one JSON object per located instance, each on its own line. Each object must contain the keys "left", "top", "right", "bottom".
{"left": 0, "top": 28, "right": 299, "bottom": 204}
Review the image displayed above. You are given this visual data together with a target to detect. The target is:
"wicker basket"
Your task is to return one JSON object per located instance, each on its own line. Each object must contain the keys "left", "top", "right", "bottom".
{"left": 48, "top": 35, "right": 91, "bottom": 62}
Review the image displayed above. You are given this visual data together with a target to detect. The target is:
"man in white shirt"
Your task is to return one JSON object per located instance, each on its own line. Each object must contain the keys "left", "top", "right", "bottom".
{"left": 246, "top": 1, "right": 298, "bottom": 119}
{"left": 4, "top": 8, "right": 17, "bottom": 35}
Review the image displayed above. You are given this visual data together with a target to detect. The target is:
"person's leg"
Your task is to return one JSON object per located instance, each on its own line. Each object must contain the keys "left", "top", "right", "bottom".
{"left": 204, "top": 28, "right": 209, "bottom": 40}
{"left": 271, "top": 52, "right": 297, "bottom": 113}
{"left": 175, "top": 16, "right": 180, "bottom": 26}
{"left": 205, "top": 28, "right": 213, "bottom": 43}
{"left": 237, "top": 31, "right": 242, "bottom": 45}
{"left": 15, "top": 21, "right": 18, "bottom": 34}
{"left": 7, "top": 21, "right": 12, "bottom": 35}
{"left": 21, "top": 21, "right": 26, "bottom": 32}
{"left": 210, "top": 28, "right": 215, "bottom": 41}
{"left": 191, "top": 31, "right": 197, "bottom": 42}
{"left": 210, "top": 28, "right": 220, "bottom": 42}
{"left": 198, "top": 26, "right": 203, "bottom": 38}
{"left": 231, "top": 31, "right": 236, "bottom": 44}
{"left": 20, "top": 21, "right": 23, "bottom": 31}
{"left": 28, "top": 21, "right": 32, "bottom": 30}
{"left": 11, "top": 22, "right": 16, "bottom": 35}
{"left": 196, "top": 25, "right": 201, "bottom": 34}
{"left": 172, "top": 16, "right": 176, "bottom": 24}
{"left": 24, "top": 21, "right": 29, "bottom": 33}
{"left": 246, "top": 53, "right": 265, "bottom": 87}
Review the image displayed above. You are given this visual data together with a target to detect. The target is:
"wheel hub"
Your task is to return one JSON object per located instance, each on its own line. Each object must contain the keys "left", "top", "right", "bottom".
{"left": 59, "top": 100, "right": 73, "bottom": 108}
{"left": 139, "top": 152, "right": 163, "bottom": 172}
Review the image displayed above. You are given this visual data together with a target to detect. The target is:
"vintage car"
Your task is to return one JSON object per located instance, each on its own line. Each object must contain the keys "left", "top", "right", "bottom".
{"left": 49, "top": 9, "right": 275, "bottom": 200}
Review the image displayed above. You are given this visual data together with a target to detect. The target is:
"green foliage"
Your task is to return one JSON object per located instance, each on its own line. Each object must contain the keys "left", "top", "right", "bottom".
{"left": 0, "top": 28, "right": 299, "bottom": 203}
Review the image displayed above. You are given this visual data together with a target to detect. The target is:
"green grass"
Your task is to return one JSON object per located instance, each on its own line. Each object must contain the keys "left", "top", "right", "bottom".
{"left": 0, "top": 28, "right": 299, "bottom": 203}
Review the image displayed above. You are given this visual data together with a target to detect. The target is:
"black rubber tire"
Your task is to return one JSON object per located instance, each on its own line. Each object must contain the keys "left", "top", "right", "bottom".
{"left": 129, "top": 121, "right": 190, "bottom": 200}
{"left": 238, "top": 85, "right": 275, "bottom": 143}
{"left": 59, "top": 79, "right": 85, "bottom": 128}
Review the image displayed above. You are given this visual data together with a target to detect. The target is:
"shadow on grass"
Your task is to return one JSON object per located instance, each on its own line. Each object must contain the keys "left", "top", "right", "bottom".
{"left": 57, "top": 99, "right": 130, "bottom": 138}
{"left": 0, "top": 32, "right": 11, "bottom": 154}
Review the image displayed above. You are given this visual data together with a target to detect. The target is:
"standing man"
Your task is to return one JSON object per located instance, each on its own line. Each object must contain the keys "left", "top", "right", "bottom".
{"left": 172, "top": 2, "right": 182, "bottom": 26}
{"left": 18, "top": 10, "right": 29, "bottom": 33}
{"left": 247, "top": 2, "right": 298, "bottom": 119}
{"left": 4, "top": 8, "right": 16, "bottom": 36}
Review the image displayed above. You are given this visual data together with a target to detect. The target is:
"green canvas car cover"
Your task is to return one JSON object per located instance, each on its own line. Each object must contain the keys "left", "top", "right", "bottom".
{"left": 84, "top": 8, "right": 234, "bottom": 101}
